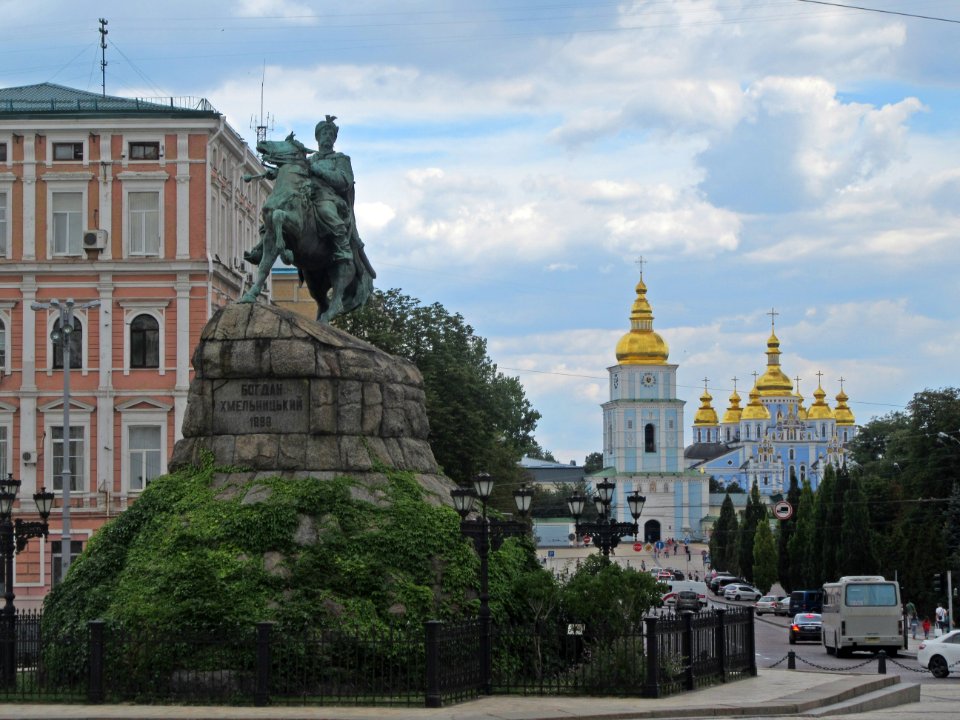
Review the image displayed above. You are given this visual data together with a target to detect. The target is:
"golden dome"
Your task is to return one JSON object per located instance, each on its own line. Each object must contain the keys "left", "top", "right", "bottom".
{"left": 834, "top": 387, "right": 855, "bottom": 426}
{"left": 794, "top": 378, "right": 807, "bottom": 420}
{"left": 615, "top": 277, "right": 669, "bottom": 365}
{"left": 795, "top": 392, "right": 808, "bottom": 420}
{"left": 693, "top": 385, "right": 718, "bottom": 426}
{"left": 757, "top": 331, "right": 794, "bottom": 396}
{"left": 741, "top": 382, "right": 771, "bottom": 420}
{"left": 806, "top": 382, "right": 834, "bottom": 420}
{"left": 722, "top": 387, "right": 743, "bottom": 425}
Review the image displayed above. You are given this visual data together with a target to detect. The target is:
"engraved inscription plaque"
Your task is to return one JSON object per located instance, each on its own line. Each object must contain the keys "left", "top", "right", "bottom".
{"left": 213, "top": 379, "right": 310, "bottom": 434}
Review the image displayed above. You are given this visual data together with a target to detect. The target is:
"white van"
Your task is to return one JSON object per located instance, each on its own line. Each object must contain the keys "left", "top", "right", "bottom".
{"left": 822, "top": 576, "right": 902, "bottom": 658}
{"left": 666, "top": 580, "right": 709, "bottom": 608}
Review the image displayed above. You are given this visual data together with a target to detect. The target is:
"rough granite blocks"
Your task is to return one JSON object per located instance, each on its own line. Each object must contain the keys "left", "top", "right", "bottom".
{"left": 168, "top": 302, "right": 451, "bottom": 499}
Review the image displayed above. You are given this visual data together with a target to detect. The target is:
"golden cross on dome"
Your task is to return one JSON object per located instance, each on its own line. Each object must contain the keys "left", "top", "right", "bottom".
{"left": 816, "top": 370, "right": 824, "bottom": 386}
{"left": 731, "top": 376, "right": 738, "bottom": 392}
{"left": 752, "top": 370, "right": 759, "bottom": 384}
{"left": 767, "top": 307, "right": 779, "bottom": 329}
{"left": 702, "top": 377, "right": 710, "bottom": 391}
{"left": 795, "top": 375, "right": 802, "bottom": 392}
{"left": 635, "top": 256, "right": 646, "bottom": 279}
{"left": 838, "top": 376, "right": 846, "bottom": 392}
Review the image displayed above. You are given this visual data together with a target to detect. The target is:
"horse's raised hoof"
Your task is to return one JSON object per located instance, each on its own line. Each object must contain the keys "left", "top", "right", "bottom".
{"left": 280, "top": 249, "right": 295, "bottom": 265}
{"left": 239, "top": 291, "right": 258, "bottom": 304}
{"left": 243, "top": 247, "right": 263, "bottom": 265}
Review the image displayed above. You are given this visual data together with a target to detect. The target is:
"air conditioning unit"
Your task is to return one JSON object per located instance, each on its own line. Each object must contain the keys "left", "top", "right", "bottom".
{"left": 82, "top": 229, "right": 108, "bottom": 250}
{"left": 22, "top": 450, "right": 36, "bottom": 465}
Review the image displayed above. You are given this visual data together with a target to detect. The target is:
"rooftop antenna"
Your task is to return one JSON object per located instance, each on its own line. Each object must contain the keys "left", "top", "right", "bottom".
{"left": 250, "top": 61, "right": 274, "bottom": 145}
{"left": 98, "top": 18, "right": 108, "bottom": 97}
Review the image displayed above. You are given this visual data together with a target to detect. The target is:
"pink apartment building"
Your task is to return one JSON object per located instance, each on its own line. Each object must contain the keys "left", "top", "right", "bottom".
{"left": 0, "top": 83, "right": 271, "bottom": 608}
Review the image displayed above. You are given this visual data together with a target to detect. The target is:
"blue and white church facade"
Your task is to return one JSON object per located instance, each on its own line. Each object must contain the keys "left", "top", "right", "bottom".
{"left": 598, "top": 275, "right": 710, "bottom": 541}
{"left": 683, "top": 320, "right": 856, "bottom": 495}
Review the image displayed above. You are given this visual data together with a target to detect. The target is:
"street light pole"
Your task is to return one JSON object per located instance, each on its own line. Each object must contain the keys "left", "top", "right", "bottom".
{"left": 567, "top": 480, "right": 646, "bottom": 557}
{"left": 0, "top": 474, "right": 54, "bottom": 686}
{"left": 451, "top": 474, "right": 533, "bottom": 695}
{"left": 30, "top": 297, "right": 100, "bottom": 584}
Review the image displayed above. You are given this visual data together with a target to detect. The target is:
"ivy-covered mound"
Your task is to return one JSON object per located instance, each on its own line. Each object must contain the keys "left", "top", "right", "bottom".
{"left": 43, "top": 454, "right": 539, "bottom": 639}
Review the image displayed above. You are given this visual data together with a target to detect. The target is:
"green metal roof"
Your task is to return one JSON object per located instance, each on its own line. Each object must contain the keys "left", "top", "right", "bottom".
{"left": 0, "top": 83, "right": 219, "bottom": 118}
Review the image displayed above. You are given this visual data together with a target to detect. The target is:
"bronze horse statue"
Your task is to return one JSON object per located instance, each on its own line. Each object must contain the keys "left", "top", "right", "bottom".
{"left": 240, "top": 132, "right": 374, "bottom": 322}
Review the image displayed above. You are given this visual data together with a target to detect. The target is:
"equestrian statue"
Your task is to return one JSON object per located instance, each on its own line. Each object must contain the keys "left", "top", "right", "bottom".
{"left": 240, "top": 116, "right": 375, "bottom": 323}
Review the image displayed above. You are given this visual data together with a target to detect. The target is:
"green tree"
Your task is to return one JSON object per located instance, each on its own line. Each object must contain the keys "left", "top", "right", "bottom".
{"left": 777, "top": 468, "right": 800, "bottom": 592}
{"left": 752, "top": 517, "right": 778, "bottom": 594}
{"left": 838, "top": 472, "right": 878, "bottom": 577}
{"left": 788, "top": 478, "right": 817, "bottom": 589}
{"left": 738, "top": 482, "right": 765, "bottom": 583}
{"left": 583, "top": 452, "right": 604, "bottom": 475}
{"left": 709, "top": 494, "right": 739, "bottom": 574}
{"left": 708, "top": 476, "right": 725, "bottom": 493}
{"left": 334, "top": 289, "right": 542, "bottom": 497}
{"left": 560, "top": 556, "right": 662, "bottom": 634}
{"left": 811, "top": 464, "right": 837, "bottom": 585}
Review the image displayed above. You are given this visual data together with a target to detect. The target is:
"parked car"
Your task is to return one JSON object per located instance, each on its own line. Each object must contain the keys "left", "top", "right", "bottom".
{"left": 723, "top": 583, "right": 761, "bottom": 602}
{"left": 789, "top": 613, "right": 823, "bottom": 644}
{"left": 788, "top": 589, "right": 824, "bottom": 615}
{"left": 675, "top": 590, "right": 700, "bottom": 613}
{"left": 711, "top": 576, "right": 744, "bottom": 595}
{"left": 918, "top": 629, "right": 960, "bottom": 678}
{"left": 755, "top": 595, "right": 779, "bottom": 615}
{"left": 774, "top": 596, "right": 791, "bottom": 616}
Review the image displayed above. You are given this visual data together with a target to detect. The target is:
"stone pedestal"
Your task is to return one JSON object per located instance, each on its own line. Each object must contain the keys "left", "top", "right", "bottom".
{"left": 171, "top": 303, "right": 451, "bottom": 499}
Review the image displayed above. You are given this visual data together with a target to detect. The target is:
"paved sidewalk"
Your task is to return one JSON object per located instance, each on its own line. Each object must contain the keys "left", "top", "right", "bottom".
{"left": 0, "top": 668, "right": 909, "bottom": 720}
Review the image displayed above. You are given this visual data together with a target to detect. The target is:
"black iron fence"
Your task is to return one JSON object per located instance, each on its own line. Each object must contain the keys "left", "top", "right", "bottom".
{"left": 0, "top": 607, "right": 754, "bottom": 706}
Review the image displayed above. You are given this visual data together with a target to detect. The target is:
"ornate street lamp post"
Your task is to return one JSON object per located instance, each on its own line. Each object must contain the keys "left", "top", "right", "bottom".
{"left": 0, "top": 474, "right": 54, "bottom": 686}
{"left": 567, "top": 480, "right": 645, "bottom": 557}
{"left": 30, "top": 297, "right": 100, "bottom": 583}
{"left": 451, "top": 473, "right": 533, "bottom": 695}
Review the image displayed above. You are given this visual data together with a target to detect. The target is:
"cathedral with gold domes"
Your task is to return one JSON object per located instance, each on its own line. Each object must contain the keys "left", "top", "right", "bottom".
{"left": 684, "top": 315, "right": 856, "bottom": 495}
{"left": 596, "top": 272, "right": 856, "bottom": 541}
{"left": 599, "top": 274, "right": 709, "bottom": 542}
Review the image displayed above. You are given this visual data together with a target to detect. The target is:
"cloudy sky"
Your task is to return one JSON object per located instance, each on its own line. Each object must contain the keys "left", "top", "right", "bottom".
{"left": 4, "top": 1, "right": 959, "bottom": 464}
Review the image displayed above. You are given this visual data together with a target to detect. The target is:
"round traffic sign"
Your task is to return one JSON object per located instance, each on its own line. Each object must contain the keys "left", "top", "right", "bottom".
{"left": 773, "top": 500, "right": 794, "bottom": 520}
{"left": 583, "top": 535, "right": 592, "bottom": 545}
{"left": 633, "top": 542, "right": 643, "bottom": 552}
{"left": 655, "top": 540, "right": 665, "bottom": 550}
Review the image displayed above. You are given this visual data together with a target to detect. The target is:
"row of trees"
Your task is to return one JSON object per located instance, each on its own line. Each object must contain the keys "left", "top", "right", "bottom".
{"left": 709, "top": 388, "right": 960, "bottom": 616}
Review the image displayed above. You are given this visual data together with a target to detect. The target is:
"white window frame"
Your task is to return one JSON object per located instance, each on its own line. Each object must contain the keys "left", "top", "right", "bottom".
{"left": 41, "top": 402, "right": 93, "bottom": 495}
{"left": 0, "top": 183, "right": 10, "bottom": 259}
{"left": 0, "top": 404, "right": 13, "bottom": 477}
{"left": 0, "top": 304, "right": 12, "bottom": 375}
{"left": 119, "top": 301, "right": 168, "bottom": 375}
{"left": 45, "top": 135, "right": 88, "bottom": 167}
{"left": 127, "top": 191, "right": 161, "bottom": 256}
{"left": 118, "top": 172, "right": 167, "bottom": 259}
{"left": 44, "top": 309, "right": 93, "bottom": 376}
{"left": 44, "top": 177, "right": 89, "bottom": 259}
{"left": 118, "top": 400, "right": 170, "bottom": 495}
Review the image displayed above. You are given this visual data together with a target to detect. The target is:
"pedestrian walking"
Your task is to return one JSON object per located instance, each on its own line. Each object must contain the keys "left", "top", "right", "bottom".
{"left": 922, "top": 617, "right": 931, "bottom": 639}
{"left": 936, "top": 603, "right": 948, "bottom": 634}
{"left": 906, "top": 600, "right": 918, "bottom": 639}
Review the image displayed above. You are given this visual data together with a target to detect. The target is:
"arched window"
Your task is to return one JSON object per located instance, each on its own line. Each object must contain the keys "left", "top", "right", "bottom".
{"left": 697, "top": 429, "right": 702, "bottom": 443}
{"left": 130, "top": 314, "right": 160, "bottom": 368}
{"left": 52, "top": 317, "right": 82, "bottom": 369}
{"left": 644, "top": 423, "right": 656, "bottom": 453}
